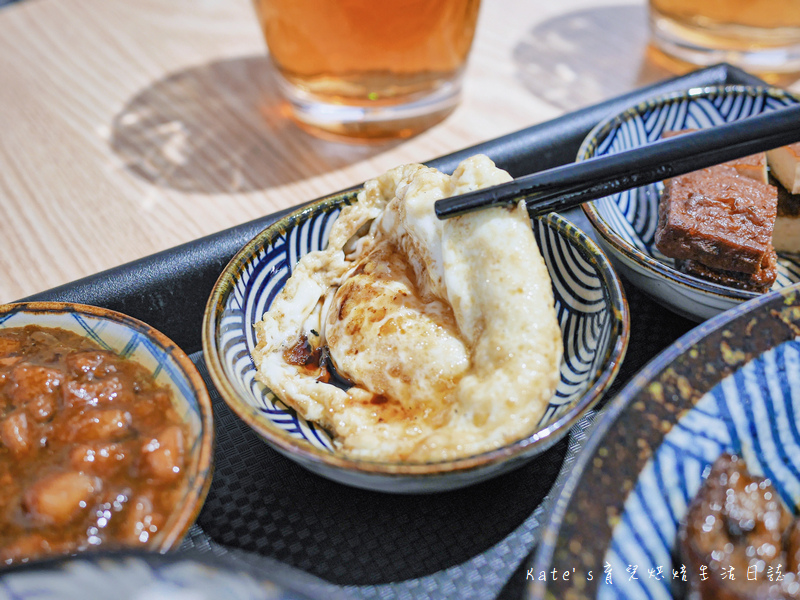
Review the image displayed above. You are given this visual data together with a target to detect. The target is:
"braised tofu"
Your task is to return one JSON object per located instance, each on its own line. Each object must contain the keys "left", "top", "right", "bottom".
{"left": 767, "top": 142, "right": 800, "bottom": 194}
{"left": 664, "top": 130, "right": 768, "bottom": 183}
{"left": 773, "top": 181, "right": 800, "bottom": 253}
{"left": 655, "top": 165, "right": 778, "bottom": 275}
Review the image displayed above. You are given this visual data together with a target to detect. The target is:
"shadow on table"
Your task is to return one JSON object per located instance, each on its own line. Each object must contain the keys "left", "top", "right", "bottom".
{"left": 512, "top": 4, "right": 675, "bottom": 112}
{"left": 110, "top": 55, "right": 400, "bottom": 195}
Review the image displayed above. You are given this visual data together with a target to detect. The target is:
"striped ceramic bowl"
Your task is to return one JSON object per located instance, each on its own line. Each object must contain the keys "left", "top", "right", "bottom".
{"left": 0, "top": 551, "right": 321, "bottom": 600}
{"left": 0, "top": 302, "right": 214, "bottom": 552}
{"left": 203, "top": 190, "right": 629, "bottom": 493}
{"left": 529, "top": 282, "right": 800, "bottom": 600}
{"left": 581, "top": 85, "right": 800, "bottom": 322}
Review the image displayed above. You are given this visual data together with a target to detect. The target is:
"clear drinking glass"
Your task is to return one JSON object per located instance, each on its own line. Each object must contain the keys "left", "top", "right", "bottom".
{"left": 649, "top": 0, "right": 800, "bottom": 73}
{"left": 253, "top": 0, "right": 482, "bottom": 140}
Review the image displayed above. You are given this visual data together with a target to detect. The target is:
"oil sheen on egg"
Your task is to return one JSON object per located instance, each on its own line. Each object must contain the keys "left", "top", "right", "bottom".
{"left": 325, "top": 241, "right": 469, "bottom": 415}
{"left": 252, "top": 155, "right": 563, "bottom": 463}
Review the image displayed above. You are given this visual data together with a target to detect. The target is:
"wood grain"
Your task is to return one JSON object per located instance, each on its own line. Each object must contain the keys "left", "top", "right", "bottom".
{"left": 0, "top": 0, "right": 796, "bottom": 303}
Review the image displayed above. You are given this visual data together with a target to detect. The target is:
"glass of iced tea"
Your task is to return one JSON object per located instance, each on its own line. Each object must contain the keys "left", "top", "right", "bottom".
{"left": 649, "top": 0, "right": 800, "bottom": 73}
{"left": 252, "top": 0, "right": 482, "bottom": 140}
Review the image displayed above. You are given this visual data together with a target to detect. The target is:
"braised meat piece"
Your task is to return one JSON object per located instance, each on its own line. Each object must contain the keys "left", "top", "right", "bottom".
{"left": 0, "top": 325, "right": 189, "bottom": 565}
{"left": 678, "top": 454, "right": 798, "bottom": 599}
{"left": 787, "top": 519, "right": 800, "bottom": 575}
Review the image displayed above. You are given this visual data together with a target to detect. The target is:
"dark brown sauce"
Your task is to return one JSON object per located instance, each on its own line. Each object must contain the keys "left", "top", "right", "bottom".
{"left": 0, "top": 325, "right": 189, "bottom": 566}
{"left": 283, "top": 335, "right": 351, "bottom": 391}
{"left": 282, "top": 334, "right": 316, "bottom": 366}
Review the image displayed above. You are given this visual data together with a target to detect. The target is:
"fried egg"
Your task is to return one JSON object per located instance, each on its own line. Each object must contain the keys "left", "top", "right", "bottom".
{"left": 252, "top": 155, "right": 563, "bottom": 462}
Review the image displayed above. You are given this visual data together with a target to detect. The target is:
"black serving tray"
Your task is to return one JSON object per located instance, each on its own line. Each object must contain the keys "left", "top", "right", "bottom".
{"left": 26, "top": 64, "right": 763, "bottom": 354}
{"left": 21, "top": 65, "right": 767, "bottom": 600}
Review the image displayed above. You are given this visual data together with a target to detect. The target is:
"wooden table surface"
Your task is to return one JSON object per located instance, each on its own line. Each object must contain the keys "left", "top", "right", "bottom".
{"left": 2, "top": 0, "right": 799, "bottom": 303}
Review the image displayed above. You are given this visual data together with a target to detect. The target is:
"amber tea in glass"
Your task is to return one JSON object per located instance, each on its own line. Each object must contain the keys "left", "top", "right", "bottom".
{"left": 649, "top": 0, "right": 800, "bottom": 73}
{"left": 253, "top": 0, "right": 482, "bottom": 139}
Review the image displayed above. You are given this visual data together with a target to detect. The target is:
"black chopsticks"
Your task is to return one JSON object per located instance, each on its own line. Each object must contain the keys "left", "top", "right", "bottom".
{"left": 434, "top": 102, "right": 800, "bottom": 220}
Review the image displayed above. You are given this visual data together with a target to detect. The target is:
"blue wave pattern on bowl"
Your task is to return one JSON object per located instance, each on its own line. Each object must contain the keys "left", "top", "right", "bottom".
{"left": 537, "top": 218, "right": 612, "bottom": 422}
{"left": 599, "top": 339, "right": 800, "bottom": 599}
{"left": 217, "top": 204, "right": 611, "bottom": 454}
{"left": 0, "top": 556, "right": 307, "bottom": 600}
{"left": 591, "top": 87, "right": 800, "bottom": 289}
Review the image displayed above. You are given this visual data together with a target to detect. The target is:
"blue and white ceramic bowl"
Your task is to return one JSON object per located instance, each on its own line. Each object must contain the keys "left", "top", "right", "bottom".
{"left": 529, "top": 283, "right": 800, "bottom": 600}
{"left": 580, "top": 85, "right": 800, "bottom": 322}
{"left": 0, "top": 302, "right": 215, "bottom": 552}
{"left": 0, "top": 551, "right": 326, "bottom": 600}
{"left": 203, "top": 188, "right": 629, "bottom": 493}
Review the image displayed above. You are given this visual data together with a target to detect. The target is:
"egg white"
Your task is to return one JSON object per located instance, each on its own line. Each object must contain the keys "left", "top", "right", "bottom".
{"left": 252, "top": 155, "right": 563, "bottom": 462}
